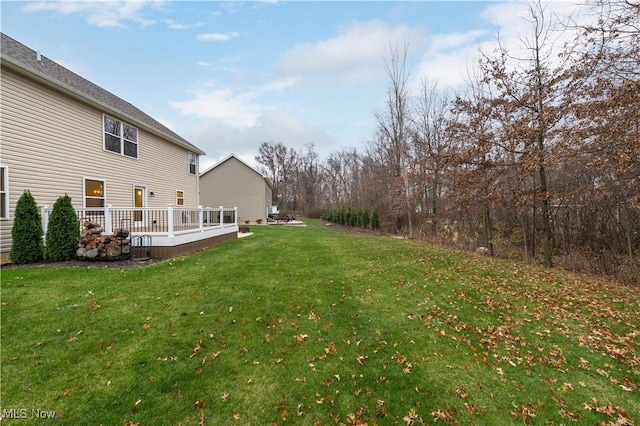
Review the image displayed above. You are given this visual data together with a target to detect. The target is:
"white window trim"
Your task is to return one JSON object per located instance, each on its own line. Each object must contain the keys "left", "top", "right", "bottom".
{"left": 188, "top": 152, "right": 197, "bottom": 175}
{"left": 0, "top": 165, "right": 8, "bottom": 220}
{"left": 83, "top": 177, "right": 107, "bottom": 209}
{"left": 103, "top": 114, "right": 139, "bottom": 159}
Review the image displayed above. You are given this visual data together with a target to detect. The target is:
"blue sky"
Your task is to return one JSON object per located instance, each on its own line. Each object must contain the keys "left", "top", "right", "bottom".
{"left": 1, "top": 1, "right": 589, "bottom": 171}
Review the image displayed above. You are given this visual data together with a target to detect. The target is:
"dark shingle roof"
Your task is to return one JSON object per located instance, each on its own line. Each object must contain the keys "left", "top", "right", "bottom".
{"left": 0, "top": 32, "right": 205, "bottom": 155}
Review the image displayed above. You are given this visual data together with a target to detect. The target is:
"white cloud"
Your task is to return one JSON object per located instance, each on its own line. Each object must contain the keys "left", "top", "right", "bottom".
{"left": 186, "top": 108, "right": 332, "bottom": 173}
{"left": 278, "top": 19, "right": 423, "bottom": 84}
{"left": 165, "top": 19, "right": 203, "bottom": 30}
{"left": 261, "top": 77, "right": 299, "bottom": 92}
{"left": 171, "top": 75, "right": 298, "bottom": 127}
{"left": 170, "top": 84, "right": 263, "bottom": 127}
{"left": 22, "top": 0, "right": 162, "bottom": 28}
{"left": 196, "top": 32, "right": 239, "bottom": 42}
{"left": 412, "top": 1, "right": 592, "bottom": 89}
{"left": 478, "top": 1, "right": 590, "bottom": 64}
{"left": 414, "top": 30, "right": 489, "bottom": 88}
{"left": 429, "top": 30, "right": 489, "bottom": 53}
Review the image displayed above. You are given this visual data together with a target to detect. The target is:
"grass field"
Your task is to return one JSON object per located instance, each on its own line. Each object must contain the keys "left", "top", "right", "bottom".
{"left": 1, "top": 219, "right": 638, "bottom": 425}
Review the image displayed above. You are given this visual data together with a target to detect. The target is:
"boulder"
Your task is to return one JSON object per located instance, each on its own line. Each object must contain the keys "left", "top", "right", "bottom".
{"left": 476, "top": 247, "right": 490, "bottom": 255}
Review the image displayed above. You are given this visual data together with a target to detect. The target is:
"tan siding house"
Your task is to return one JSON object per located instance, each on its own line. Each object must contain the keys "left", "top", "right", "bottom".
{"left": 200, "top": 154, "right": 273, "bottom": 224}
{"left": 0, "top": 33, "right": 210, "bottom": 263}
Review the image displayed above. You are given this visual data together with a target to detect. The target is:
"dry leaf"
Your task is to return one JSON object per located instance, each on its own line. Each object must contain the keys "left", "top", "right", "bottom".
{"left": 193, "top": 399, "right": 207, "bottom": 409}
{"left": 356, "top": 355, "right": 368, "bottom": 365}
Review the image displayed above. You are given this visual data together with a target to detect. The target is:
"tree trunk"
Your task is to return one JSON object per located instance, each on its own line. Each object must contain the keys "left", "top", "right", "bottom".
{"left": 539, "top": 163, "right": 553, "bottom": 267}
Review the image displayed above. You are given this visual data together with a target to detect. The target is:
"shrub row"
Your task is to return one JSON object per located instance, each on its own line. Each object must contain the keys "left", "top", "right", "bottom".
{"left": 10, "top": 191, "right": 79, "bottom": 264}
{"left": 321, "top": 207, "right": 380, "bottom": 230}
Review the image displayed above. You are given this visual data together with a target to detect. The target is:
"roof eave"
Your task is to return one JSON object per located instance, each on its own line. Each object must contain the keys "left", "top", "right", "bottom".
{"left": 1, "top": 55, "right": 206, "bottom": 156}
{"left": 200, "top": 153, "right": 266, "bottom": 178}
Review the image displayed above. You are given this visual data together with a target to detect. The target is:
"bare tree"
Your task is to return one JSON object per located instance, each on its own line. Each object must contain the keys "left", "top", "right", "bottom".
{"left": 409, "top": 79, "right": 451, "bottom": 232}
{"left": 372, "top": 43, "right": 414, "bottom": 237}
{"left": 295, "top": 144, "right": 323, "bottom": 214}
{"left": 474, "top": 1, "right": 574, "bottom": 266}
{"left": 563, "top": 0, "right": 640, "bottom": 272}
{"left": 255, "top": 142, "right": 299, "bottom": 213}
{"left": 447, "top": 66, "right": 505, "bottom": 255}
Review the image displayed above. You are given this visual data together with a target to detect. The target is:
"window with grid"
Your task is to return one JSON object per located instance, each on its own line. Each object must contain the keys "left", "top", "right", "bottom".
{"left": 103, "top": 114, "right": 138, "bottom": 158}
{"left": 188, "top": 152, "right": 197, "bottom": 175}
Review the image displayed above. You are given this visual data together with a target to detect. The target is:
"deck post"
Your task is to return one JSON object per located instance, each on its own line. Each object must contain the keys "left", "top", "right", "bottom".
{"left": 220, "top": 206, "right": 224, "bottom": 226}
{"left": 167, "top": 205, "right": 174, "bottom": 237}
{"left": 104, "top": 205, "right": 112, "bottom": 234}
{"left": 198, "top": 205, "right": 204, "bottom": 232}
{"left": 41, "top": 205, "right": 50, "bottom": 241}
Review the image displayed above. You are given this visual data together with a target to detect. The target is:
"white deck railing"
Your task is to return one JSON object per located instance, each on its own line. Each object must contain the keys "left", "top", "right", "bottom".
{"left": 41, "top": 205, "right": 238, "bottom": 239}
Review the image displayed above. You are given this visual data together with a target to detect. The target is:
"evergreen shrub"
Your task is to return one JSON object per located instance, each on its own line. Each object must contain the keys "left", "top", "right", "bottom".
{"left": 10, "top": 190, "right": 44, "bottom": 264}
{"left": 45, "top": 194, "right": 79, "bottom": 261}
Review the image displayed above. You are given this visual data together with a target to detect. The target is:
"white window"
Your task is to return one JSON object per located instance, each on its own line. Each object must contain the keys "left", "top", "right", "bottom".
{"left": 84, "top": 178, "right": 105, "bottom": 211}
{"left": 103, "top": 114, "right": 138, "bottom": 158}
{"left": 176, "top": 190, "right": 184, "bottom": 206}
{"left": 0, "top": 166, "right": 8, "bottom": 219}
{"left": 188, "top": 152, "right": 197, "bottom": 175}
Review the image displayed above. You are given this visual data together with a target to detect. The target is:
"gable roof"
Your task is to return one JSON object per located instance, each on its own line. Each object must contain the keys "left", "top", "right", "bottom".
{"left": 200, "top": 153, "right": 270, "bottom": 184}
{"left": 0, "top": 32, "right": 205, "bottom": 156}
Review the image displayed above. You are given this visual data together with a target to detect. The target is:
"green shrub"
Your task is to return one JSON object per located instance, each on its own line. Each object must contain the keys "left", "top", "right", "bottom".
{"left": 362, "top": 209, "right": 370, "bottom": 229}
{"left": 45, "top": 194, "right": 79, "bottom": 261}
{"left": 10, "top": 190, "right": 44, "bottom": 264}
{"left": 371, "top": 209, "right": 380, "bottom": 230}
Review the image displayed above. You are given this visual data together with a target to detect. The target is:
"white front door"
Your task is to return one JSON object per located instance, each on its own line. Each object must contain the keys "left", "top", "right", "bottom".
{"left": 134, "top": 186, "right": 146, "bottom": 227}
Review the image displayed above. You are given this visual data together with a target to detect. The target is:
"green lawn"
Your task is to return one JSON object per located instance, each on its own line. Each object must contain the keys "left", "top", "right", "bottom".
{"left": 1, "top": 220, "right": 638, "bottom": 425}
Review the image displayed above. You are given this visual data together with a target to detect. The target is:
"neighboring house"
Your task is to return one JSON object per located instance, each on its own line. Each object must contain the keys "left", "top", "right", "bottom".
{"left": 200, "top": 154, "right": 273, "bottom": 224}
{"left": 0, "top": 33, "right": 236, "bottom": 264}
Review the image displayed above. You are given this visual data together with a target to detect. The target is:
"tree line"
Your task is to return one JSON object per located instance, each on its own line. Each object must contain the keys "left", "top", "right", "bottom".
{"left": 255, "top": 0, "right": 638, "bottom": 284}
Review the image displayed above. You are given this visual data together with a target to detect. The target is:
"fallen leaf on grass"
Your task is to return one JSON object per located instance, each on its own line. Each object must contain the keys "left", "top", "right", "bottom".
{"left": 510, "top": 400, "right": 542, "bottom": 423}
{"left": 403, "top": 408, "right": 422, "bottom": 425}
{"left": 157, "top": 355, "right": 177, "bottom": 361}
{"left": 561, "top": 382, "right": 574, "bottom": 392}
{"left": 432, "top": 409, "right": 457, "bottom": 424}
{"left": 455, "top": 388, "right": 468, "bottom": 399}
{"left": 190, "top": 340, "right": 202, "bottom": 358}
{"left": 464, "top": 403, "right": 483, "bottom": 415}
{"left": 277, "top": 395, "right": 287, "bottom": 411}
{"left": 193, "top": 399, "right": 208, "bottom": 409}
{"left": 325, "top": 342, "right": 337, "bottom": 355}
